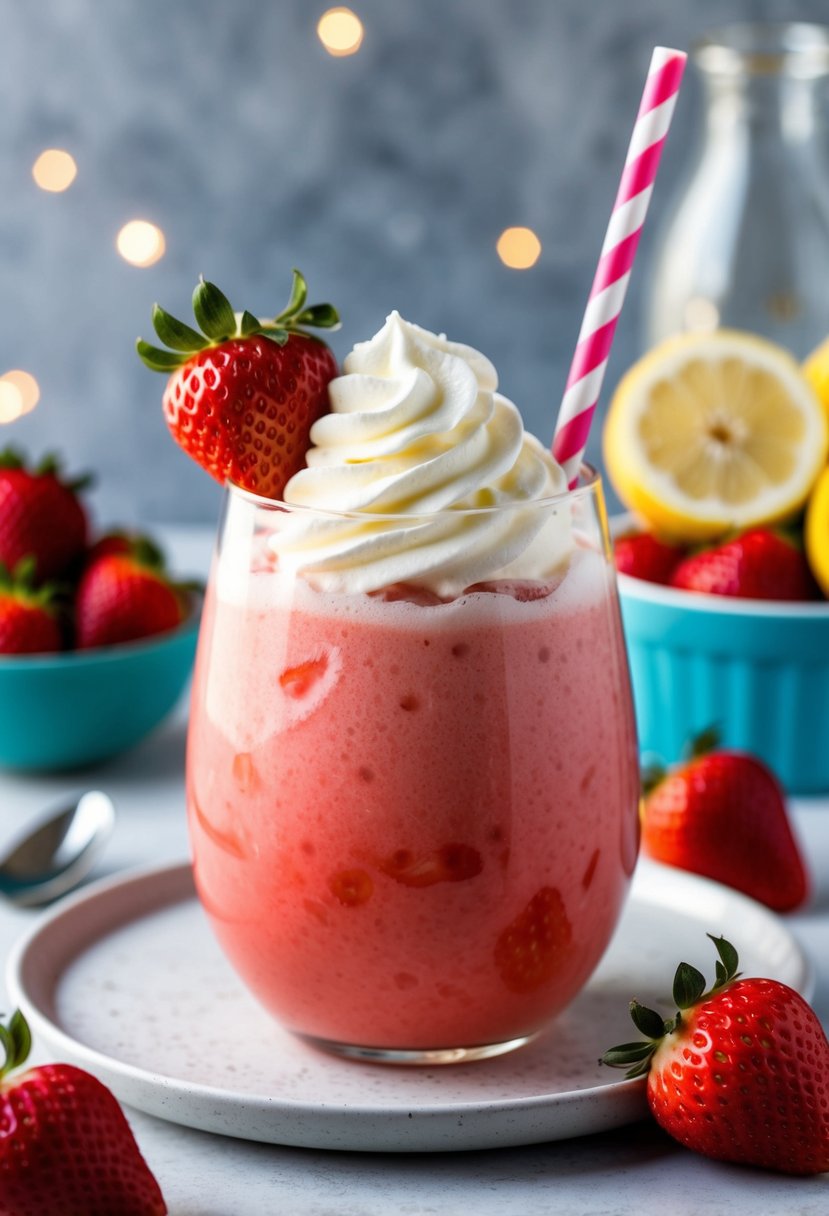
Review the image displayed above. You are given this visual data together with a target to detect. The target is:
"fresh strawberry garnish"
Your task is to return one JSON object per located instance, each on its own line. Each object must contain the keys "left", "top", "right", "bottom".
{"left": 494, "top": 887, "right": 573, "bottom": 993}
{"left": 0, "top": 1009, "right": 166, "bottom": 1214}
{"left": 137, "top": 271, "right": 340, "bottom": 499}
{"left": 75, "top": 537, "right": 187, "bottom": 649}
{"left": 0, "top": 448, "right": 89, "bottom": 580}
{"left": 669, "top": 527, "right": 819, "bottom": 600}
{"left": 613, "top": 530, "right": 685, "bottom": 584}
{"left": 602, "top": 935, "right": 829, "bottom": 1175}
{"left": 0, "top": 559, "right": 62, "bottom": 655}
{"left": 641, "top": 739, "right": 808, "bottom": 912}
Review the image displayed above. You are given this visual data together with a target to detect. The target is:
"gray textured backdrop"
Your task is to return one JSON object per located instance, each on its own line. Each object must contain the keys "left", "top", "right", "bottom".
{"left": 2, "top": 0, "right": 828, "bottom": 527}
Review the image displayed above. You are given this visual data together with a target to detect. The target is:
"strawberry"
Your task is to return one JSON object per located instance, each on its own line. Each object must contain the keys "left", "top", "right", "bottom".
{"left": 494, "top": 887, "right": 573, "bottom": 993}
{"left": 602, "top": 935, "right": 829, "bottom": 1174}
{"left": 0, "top": 559, "right": 62, "bottom": 655}
{"left": 641, "top": 741, "right": 808, "bottom": 912}
{"left": 137, "top": 270, "right": 339, "bottom": 499}
{"left": 0, "top": 1009, "right": 166, "bottom": 1214}
{"left": 0, "top": 449, "right": 89, "bottom": 581}
{"left": 613, "top": 530, "right": 685, "bottom": 584}
{"left": 75, "top": 537, "right": 187, "bottom": 649}
{"left": 669, "top": 527, "right": 819, "bottom": 600}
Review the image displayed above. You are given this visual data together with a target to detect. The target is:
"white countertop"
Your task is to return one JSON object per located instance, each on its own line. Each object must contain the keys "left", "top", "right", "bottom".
{"left": 0, "top": 526, "right": 826, "bottom": 1215}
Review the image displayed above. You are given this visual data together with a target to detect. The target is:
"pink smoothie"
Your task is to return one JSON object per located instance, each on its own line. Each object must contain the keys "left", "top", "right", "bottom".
{"left": 187, "top": 547, "right": 640, "bottom": 1051}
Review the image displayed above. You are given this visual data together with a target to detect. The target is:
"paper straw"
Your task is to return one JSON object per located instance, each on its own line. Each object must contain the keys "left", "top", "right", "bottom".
{"left": 552, "top": 47, "right": 687, "bottom": 487}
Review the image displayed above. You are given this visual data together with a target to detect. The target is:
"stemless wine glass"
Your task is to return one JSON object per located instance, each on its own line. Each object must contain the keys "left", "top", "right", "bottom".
{"left": 186, "top": 466, "right": 640, "bottom": 1063}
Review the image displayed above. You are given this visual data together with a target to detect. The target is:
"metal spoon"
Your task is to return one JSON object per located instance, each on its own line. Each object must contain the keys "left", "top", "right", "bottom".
{"left": 0, "top": 791, "right": 115, "bottom": 907}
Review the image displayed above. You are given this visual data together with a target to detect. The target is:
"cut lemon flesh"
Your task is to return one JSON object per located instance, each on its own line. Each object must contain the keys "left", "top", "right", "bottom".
{"left": 803, "top": 334, "right": 829, "bottom": 426}
{"left": 603, "top": 330, "right": 829, "bottom": 541}
{"left": 805, "top": 465, "right": 829, "bottom": 596}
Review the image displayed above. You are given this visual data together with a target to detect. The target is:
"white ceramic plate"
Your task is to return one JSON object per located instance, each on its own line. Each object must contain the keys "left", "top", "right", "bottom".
{"left": 5, "top": 859, "right": 812, "bottom": 1153}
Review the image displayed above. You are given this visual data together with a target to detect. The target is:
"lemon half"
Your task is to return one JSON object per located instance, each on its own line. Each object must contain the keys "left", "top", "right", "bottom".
{"left": 803, "top": 334, "right": 829, "bottom": 426}
{"left": 604, "top": 330, "right": 829, "bottom": 541}
{"left": 805, "top": 465, "right": 829, "bottom": 596}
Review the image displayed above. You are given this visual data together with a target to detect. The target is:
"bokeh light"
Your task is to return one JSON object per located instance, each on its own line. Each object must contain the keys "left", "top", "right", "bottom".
{"left": 496, "top": 227, "right": 542, "bottom": 270}
{"left": 317, "top": 7, "right": 364, "bottom": 57}
{"left": 116, "top": 220, "right": 166, "bottom": 267}
{"left": 32, "top": 149, "right": 77, "bottom": 193}
{"left": 0, "top": 369, "right": 40, "bottom": 424}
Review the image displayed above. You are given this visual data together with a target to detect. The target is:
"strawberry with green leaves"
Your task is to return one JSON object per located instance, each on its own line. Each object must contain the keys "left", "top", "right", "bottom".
{"left": 75, "top": 535, "right": 188, "bottom": 649}
{"left": 669, "top": 527, "right": 819, "bottom": 600}
{"left": 613, "top": 530, "right": 686, "bottom": 585}
{"left": 0, "top": 559, "right": 62, "bottom": 655}
{"left": 641, "top": 736, "right": 808, "bottom": 912}
{"left": 0, "top": 449, "right": 90, "bottom": 581}
{"left": 603, "top": 935, "right": 829, "bottom": 1175}
{"left": 137, "top": 271, "right": 339, "bottom": 499}
{"left": 0, "top": 1009, "right": 166, "bottom": 1214}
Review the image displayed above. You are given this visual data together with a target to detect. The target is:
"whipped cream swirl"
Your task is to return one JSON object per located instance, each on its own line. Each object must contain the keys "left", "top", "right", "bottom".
{"left": 272, "top": 313, "right": 572, "bottom": 595}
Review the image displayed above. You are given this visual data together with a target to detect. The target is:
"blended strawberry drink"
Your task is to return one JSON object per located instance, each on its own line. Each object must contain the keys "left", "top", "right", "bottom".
{"left": 187, "top": 314, "right": 640, "bottom": 1061}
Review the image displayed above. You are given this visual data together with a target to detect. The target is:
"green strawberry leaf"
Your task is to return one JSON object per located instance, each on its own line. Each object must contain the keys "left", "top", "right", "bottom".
{"left": 151, "top": 304, "right": 208, "bottom": 353}
{"left": 0, "top": 448, "right": 25, "bottom": 470}
{"left": 239, "top": 309, "right": 263, "bottom": 337}
{"left": 295, "top": 302, "right": 340, "bottom": 329}
{"left": 687, "top": 726, "right": 721, "bottom": 760}
{"left": 673, "top": 961, "right": 707, "bottom": 1009}
{"left": 7, "top": 1010, "right": 31, "bottom": 1071}
{"left": 0, "top": 1010, "right": 32, "bottom": 1080}
{"left": 629, "top": 1000, "right": 667, "bottom": 1040}
{"left": 708, "top": 935, "right": 740, "bottom": 987}
{"left": 192, "top": 278, "right": 237, "bottom": 342}
{"left": 277, "top": 268, "right": 308, "bottom": 321}
{"left": 136, "top": 340, "right": 187, "bottom": 372}
{"left": 599, "top": 1040, "right": 654, "bottom": 1067}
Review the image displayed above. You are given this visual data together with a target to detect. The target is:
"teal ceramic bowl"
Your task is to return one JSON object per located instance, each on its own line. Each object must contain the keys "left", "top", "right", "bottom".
{"left": 618, "top": 572, "right": 829, "bottom": 795}
{"left": 0, "top": 612, "right": 199, "bottom": 771}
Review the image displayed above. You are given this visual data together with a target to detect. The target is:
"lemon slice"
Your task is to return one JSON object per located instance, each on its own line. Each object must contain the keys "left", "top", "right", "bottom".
{"left": 805, "top": 465, "right": 829, "bottom": 596}
{"left": 604, "top": 330, "right": 829, "bottom": 541}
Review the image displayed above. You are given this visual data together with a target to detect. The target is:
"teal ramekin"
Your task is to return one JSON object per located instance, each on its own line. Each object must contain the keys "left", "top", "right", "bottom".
{"left": 617, "top": 572, "right": 829, "bottom": 795}
{"left": 0, "top": 613, "right": 199, "bottom": 771}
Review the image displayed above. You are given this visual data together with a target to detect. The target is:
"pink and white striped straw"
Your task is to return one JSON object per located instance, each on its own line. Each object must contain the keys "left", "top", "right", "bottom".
{"left": 552, "top": 46, "right": 687, "bottom": 487}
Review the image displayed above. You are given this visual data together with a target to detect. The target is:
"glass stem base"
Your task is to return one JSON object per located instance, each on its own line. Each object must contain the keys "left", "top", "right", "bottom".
{"left": 297, "top": 1031, "right": 539, "bottom": 1066}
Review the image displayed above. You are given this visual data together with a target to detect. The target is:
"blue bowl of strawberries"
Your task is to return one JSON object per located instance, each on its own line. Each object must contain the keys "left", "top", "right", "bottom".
{"left": 0, "top": 451, "right": 199, "bottom": 771}
{"left": 614, "top": 520, "right": 829, "bottom": 796}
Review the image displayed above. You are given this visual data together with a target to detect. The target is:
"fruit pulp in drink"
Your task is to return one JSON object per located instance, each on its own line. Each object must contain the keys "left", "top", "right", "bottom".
{"left": 187, "top": 547, "right": 639, "bottom": 1050}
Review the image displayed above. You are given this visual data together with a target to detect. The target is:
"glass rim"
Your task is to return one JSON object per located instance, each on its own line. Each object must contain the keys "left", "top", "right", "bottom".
{"left": 225, "top": 462, "right": 603, "bottom": 522}
{"left": 693, "top": 21, "right": 829, "bottom": 78}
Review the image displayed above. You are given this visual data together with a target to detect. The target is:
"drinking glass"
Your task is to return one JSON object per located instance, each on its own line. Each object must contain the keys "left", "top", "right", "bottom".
{"left": 186, "top": 467, "right": 640, "bottom": 1063}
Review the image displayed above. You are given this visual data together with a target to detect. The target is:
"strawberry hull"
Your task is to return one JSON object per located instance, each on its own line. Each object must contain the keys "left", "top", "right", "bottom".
{"left": 187, "top": 530, "right": 640, "bottom": 1054}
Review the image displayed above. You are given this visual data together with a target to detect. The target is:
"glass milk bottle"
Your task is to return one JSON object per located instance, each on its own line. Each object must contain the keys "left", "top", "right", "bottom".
{"left": 644, "top": 22, "right": 829, "bottom": 356}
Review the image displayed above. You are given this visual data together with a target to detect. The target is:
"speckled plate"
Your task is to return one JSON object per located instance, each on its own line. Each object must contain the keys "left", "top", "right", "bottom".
{"left": 5, "top": 859, "right": 811, "bottom": 1153}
